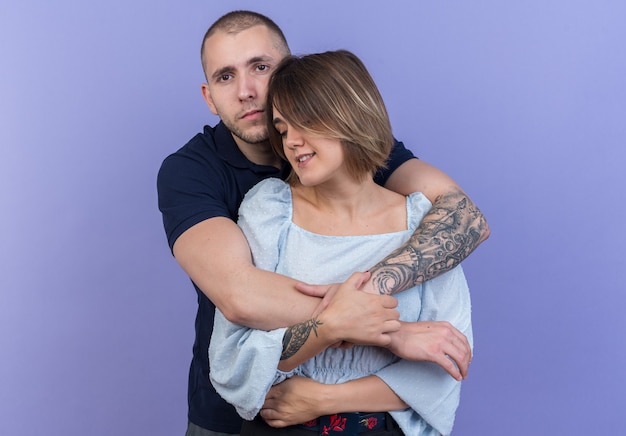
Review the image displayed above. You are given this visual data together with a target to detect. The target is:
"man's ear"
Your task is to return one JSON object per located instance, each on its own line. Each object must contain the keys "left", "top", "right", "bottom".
{"left": 201, "top": 83, "right": 218, "bottom": 116}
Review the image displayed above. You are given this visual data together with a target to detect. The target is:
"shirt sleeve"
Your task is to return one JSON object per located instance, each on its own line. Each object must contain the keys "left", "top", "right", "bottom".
{"left": 373, "top": 137, "right": 416, "bottom": 186}
{"left": 209, "top": 178, "right": 296, "bottom": 420}
{"left": 209, "top": 310, "right": 289, "bottom": 420}
{"left": 157, "top": 148, "right": 232, "bottom": 251}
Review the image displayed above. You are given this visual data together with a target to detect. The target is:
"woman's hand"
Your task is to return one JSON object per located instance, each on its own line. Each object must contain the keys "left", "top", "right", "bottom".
{"left": 260, "top": 376, "right": 328, "bottom": 427}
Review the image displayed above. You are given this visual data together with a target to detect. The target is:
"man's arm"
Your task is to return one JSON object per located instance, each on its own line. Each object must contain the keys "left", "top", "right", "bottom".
{"left": 299, "top": 158, "right": 488, "bottom": 298}
{"left": 174, "top": 217, "right": 401, "bottom": 332}
{"left": 173, "top": 217, "right": 320, "bottom": 329}
{"left": 367, "top": 158, "right": 490, "bottom": 294}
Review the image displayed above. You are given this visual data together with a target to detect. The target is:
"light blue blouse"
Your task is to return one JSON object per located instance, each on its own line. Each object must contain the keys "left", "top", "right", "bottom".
{"left": 209, "top": 178, "right": 473, "bottom": 435}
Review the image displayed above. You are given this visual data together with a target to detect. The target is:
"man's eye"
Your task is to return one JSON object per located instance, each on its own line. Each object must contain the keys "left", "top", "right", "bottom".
{"left": 219, "top": 74, "right": 232, "bottom": 82}
{"left": 257, "top": 65, "right": 269, "bottom": 72}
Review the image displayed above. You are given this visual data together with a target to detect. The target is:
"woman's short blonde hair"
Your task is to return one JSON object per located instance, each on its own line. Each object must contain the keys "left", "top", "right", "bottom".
{"left": 266, "top": 50, "right": 393, "bottom": 183}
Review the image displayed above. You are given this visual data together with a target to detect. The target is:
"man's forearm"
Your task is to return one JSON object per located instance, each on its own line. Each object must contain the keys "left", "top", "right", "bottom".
{"left": 368, "top": 187, "right": 489, "bottom": 295}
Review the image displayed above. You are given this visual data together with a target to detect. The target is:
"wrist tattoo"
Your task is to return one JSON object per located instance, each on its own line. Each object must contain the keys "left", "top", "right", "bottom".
{"left": 281, "top": 318, "right": 323, "bottom": 360}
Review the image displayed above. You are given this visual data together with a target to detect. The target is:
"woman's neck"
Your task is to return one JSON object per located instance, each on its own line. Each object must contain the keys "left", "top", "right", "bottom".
{"left": 291, "top": 178, "right": 407, "bottom": 236}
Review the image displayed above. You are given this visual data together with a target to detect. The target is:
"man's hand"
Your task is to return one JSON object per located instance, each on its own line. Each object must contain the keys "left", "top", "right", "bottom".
{"left": 296, "top": 271, "right": 382, "bottom": 319}
{"left": 295, "top": 281, "right": 336, "bottom": 318}
{"left": 260, "top": 376, "right": 327, "bottom": 427}
{"left": 316, "top": 272, "right": 400, "bottom": 347}
{"left": 387, "top": 321, "right": 472, "bottom": 381}
{"left": 278, "top": 272, "right": 400, "bottom": 371}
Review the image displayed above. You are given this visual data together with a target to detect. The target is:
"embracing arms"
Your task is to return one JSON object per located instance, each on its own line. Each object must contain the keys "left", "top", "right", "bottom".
{"left": 287, "top": 158, "right": 483, "bottom": 375}
{"left": 174, "top": 217, "right": 402, "bottom": 342}
{"left": 261, "top": 267, "right": 473, "bottom": 432}
{"left": 172, "top": 157, "right": 488, "bottom": 330}
{"left": 277, "top": 274, "right": 470, "bottom": 378}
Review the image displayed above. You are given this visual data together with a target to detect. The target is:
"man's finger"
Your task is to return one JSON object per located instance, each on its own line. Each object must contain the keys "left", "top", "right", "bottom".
{"left": 434, "top": 354, "right": 463, "bottom": 381}
{"left": 295, "top": 282, "right": 327, "bottom": 297}
{"left": 441, "top": 341, "right": 471, "bottom": 380}
{"left": 345, "top": 271, "right": 371, "bottom": 289}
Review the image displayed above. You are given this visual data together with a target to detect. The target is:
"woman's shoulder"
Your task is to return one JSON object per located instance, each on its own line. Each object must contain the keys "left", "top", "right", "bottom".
{"left": 406, "top": 191, "right": 433, "bottom": 229}
{"left": 246, "top": 177, "right": 289, "bottom": 197}
{"left": 239, "top": 178, "right": 292, "bottom": 227}
{"left": 242, "top": 178, "right": 290, "bottom": 208}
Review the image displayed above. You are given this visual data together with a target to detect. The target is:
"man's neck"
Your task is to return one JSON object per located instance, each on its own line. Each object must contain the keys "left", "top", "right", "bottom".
{"left": 233, "top": 136, "right": 282, "bottom": 168}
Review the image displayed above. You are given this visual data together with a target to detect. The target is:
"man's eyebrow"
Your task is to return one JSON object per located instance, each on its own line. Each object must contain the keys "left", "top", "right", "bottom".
{"left": 248, "top": 55, "right": 273, "bottom": 65}
{"left": 211, "top": 65, "right": 234, "bottom": 80}
{"left": 211, "top": 56, "right": 274, "bottom": 81}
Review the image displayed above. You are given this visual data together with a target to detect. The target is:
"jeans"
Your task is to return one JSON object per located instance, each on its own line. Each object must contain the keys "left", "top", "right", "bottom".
{"left": 186, "top": 420, "right": 240, "bottom": 436}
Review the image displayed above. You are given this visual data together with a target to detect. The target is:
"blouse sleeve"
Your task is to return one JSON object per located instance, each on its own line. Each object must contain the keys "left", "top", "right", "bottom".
{"left": 374, "top": 193, "right": 473, "bottom": 435}
{"left": 209, "top": 178, "right": 297, "bottom": 420}
{"left": 237, "top": 178, "right": 292, "bottom": 271}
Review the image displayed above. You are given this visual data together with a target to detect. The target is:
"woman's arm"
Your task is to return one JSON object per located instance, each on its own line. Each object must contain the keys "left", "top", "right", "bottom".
{"left": 260, "top": 375, "right": 407, "bottom": 428}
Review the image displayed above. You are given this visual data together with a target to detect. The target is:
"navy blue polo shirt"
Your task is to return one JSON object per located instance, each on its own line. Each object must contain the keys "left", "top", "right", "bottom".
{"left": 157, "top": 121, "right": 415, "bottom": 433}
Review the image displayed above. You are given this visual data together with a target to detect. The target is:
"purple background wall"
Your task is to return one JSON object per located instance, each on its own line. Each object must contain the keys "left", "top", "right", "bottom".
{"left": 1, "top": 1, "right": 625, "bottom": 434}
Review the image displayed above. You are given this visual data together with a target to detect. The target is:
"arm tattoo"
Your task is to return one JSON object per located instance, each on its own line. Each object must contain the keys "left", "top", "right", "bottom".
{"left": 369, "top": 188, "right": 489, "bottom": 295}
{"left": 280, "top": 318, "right": 323, "bottom": 360}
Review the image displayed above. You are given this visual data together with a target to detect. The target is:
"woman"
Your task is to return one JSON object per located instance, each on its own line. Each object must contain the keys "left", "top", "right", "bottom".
{"left": 209, "top": 50, "right": 472, "bottom": 435}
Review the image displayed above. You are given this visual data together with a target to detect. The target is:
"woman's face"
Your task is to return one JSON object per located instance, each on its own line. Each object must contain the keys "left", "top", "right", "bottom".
{"left": 272, "top": 109, "right": 348, "bottom": 187}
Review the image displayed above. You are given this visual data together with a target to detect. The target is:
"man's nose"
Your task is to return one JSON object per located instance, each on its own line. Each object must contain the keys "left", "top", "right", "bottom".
{"left": 237, "top": 74, "right": 256, "bottom": 101}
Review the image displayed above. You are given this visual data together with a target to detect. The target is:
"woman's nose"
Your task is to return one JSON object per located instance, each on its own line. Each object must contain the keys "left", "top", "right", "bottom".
{"left": 284, "top": 129, "right": 303, "bottom": 149}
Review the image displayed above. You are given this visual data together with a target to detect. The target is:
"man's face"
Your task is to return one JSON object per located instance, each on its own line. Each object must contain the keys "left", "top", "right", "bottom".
{"left": 201, "top": 25, "right": 287, "bottom": 149}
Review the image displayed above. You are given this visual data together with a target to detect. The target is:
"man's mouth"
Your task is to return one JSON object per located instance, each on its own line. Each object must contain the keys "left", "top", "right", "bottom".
{"left": 240, "top": 109, "right": 263, "bottom": 120}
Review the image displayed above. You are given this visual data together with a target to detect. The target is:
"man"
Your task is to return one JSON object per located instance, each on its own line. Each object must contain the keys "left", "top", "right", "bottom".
{"left": 157, "top": 10, "right": 489, "bottom": 436}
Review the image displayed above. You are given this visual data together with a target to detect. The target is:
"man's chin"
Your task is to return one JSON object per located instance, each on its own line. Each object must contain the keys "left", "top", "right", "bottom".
{"left": 234, "top": 130, "right": 269, "bottom": 145}
{"left": 223, "top": 119, "right": 269, "bottom": 145}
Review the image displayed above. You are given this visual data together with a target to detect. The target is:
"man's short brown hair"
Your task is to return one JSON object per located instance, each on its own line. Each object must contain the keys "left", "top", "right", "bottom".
{"left": 200, "top": 10, "right": 290, "bottom": 75}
